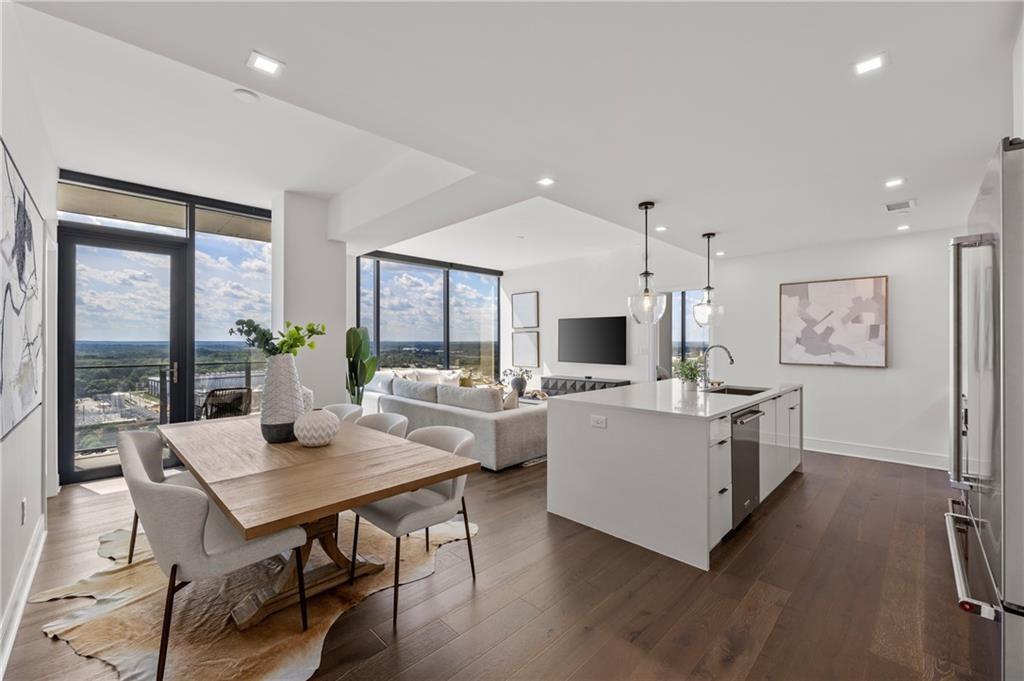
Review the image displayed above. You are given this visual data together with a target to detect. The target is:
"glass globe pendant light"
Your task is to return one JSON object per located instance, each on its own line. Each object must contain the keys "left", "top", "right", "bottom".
{"left": 693, "top": 232, "right": 716, "bottom": 327}
{"left": 627, "top": 201, "right": 667, "bottom": 324}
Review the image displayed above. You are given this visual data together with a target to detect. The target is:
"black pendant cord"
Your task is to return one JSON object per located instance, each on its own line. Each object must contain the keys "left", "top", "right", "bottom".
{"left": 643, "top": 207, "right": 649, "bottom": 277}
{"left": 706, "top": 234, "right": 710, "bottom": 288}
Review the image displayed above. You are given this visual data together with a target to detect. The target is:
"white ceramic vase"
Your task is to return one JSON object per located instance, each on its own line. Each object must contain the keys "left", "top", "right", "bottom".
{"left": 683, "top": 380, "right": 699, "bottom": 391}
{"left": 260, "top": 354, "right": 305, "bottom": 443}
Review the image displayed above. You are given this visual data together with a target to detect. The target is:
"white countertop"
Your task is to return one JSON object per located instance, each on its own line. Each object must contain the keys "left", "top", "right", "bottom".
{"left": 550, "top": 379, "right": 802, "bottom": 420}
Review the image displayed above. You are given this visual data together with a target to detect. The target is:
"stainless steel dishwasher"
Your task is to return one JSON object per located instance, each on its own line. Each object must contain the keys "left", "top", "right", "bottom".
{"left": 731, "top": 408, "right": 763, "bottom": 528}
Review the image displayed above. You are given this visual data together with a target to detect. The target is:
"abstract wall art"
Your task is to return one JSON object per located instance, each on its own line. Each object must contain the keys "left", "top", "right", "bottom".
{"left": 1, "top": 138, "right": 44, "bottom": 437}
{"left": 779, "top": 275, "right": 887, "bottom": 368}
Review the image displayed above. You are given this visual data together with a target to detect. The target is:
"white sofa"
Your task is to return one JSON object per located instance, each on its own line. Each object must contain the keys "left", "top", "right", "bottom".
{"left": 374, "top": 376, "right": 547, "bottom": 471}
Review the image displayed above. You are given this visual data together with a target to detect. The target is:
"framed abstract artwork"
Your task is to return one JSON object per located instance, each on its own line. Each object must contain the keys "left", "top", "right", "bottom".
{"left": 512, "top": 291, "right": 539, "bottom": 329}
{"left": 512, "top": 331, "right": 539, "bottom": 368}
{"left": 779, "top": 275, "right": 887, "bottom": 368}
{"left": 1, "top": 138, "right": 45, "bottom": 437}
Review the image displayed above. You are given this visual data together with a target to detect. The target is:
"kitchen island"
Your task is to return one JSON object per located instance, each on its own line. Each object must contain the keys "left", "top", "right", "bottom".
{"left": 547, "top": 379, "right": 803, "bottom": 570}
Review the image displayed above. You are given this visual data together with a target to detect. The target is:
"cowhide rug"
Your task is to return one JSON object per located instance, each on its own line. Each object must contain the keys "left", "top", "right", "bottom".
{"left": 30, "top": 511, "right": 476, "bottom": 681}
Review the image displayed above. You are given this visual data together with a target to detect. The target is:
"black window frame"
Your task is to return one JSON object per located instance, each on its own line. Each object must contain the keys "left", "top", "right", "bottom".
{"left": 56, "top": 170, "right": 271, "bottom": 484}
{"left": 356, "top": 250, "right": 503, "bottom": 380}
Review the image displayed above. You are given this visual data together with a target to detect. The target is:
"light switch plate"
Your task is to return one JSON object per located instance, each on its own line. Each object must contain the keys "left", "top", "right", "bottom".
{"left": 590, "top": 415, "right": 607, "bottom": 429}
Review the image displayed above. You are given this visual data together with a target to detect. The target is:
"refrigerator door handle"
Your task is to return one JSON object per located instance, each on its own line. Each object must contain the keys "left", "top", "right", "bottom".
{"left": 945, "top": 512, "right": 1001, "bottom": 620}
{"left": 949, "top": 233, "right": 996, "bottom": 491}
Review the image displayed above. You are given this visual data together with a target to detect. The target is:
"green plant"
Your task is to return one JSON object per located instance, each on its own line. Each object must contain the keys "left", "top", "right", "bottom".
{"left": 229, "top": 319, "right": 326, "bottom": 356}
{"left": 345, "top": 326, "right": 378, "bottom": 405}
{"left": 674, "top": 357, "right": 702, "bottom": 382}
{"left": 501, "top": 367, "right": 533, "bottom": 382}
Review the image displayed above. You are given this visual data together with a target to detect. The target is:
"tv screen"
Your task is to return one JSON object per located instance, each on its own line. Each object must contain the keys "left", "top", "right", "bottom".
{"left": 558, "top": 316, "right": 627, "bottom": 365}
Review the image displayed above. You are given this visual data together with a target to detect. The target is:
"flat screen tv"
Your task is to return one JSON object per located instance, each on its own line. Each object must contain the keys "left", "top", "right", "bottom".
{"left": 558, "top": 316, "right": 627, "bottom": 365}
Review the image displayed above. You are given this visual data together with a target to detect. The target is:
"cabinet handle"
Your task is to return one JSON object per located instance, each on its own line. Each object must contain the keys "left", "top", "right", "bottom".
{"left": 716, "top": 439, "right": 729, "bottom": 446}
{"left": 718, "top": 487, "right": 728, "bottom": 495}
{"left": 789, "top": 406, "right": 797, "bottom": 411}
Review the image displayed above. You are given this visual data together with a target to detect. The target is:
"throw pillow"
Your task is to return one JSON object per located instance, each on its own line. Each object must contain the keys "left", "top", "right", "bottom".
{"left": 393, "top": 369, "right": 418, "bottom": 381}
{"left": 416, "top": 369, "right": 440, "bottom": 384}
{"left": 366, "top": 370, "right": 395, "bottom": 395}
{"left": 502, "top": 389, "right": 519, "bottom": 410}
{"left": 438, "top": 369, "right": 462, "bottom": 386}
{"left": 393, "top": 377, "right": 438, "bottom": 402}
{"left": 436, "top": 384, "right": 503, "bottom": 413}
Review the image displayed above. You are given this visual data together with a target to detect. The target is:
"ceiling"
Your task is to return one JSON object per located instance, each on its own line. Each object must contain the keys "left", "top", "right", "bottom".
{"left": 386, "top": 197, "right": 655, "bottom": 271}
{"left": 21, "top": 2, "right": 1022, "bottom": 258}
{"left": 13, "top": 6, "right": 408, "bottom": 209}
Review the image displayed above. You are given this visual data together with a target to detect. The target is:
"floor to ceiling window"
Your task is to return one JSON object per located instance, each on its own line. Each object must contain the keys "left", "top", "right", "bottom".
{"left": 357, "top": 253, "right": 501, "bottom": 379}
{"left": 672, "top": 290, "right": 711, "bottom": 363}
{"left": 57, "top": 172, "right": 271, "bottom": 483}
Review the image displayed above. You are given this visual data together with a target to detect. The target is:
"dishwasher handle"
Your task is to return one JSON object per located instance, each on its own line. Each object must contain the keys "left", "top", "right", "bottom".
{"left": 944, "top": 512, "right": 1000, "bottom": 620}
{"left": 733, "top": 410, "right": 764, "bottom": 426}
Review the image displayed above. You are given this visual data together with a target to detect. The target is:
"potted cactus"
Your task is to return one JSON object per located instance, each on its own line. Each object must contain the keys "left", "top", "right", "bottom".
{"left": 345, "top": 326, "right": 378, "bottom": 406}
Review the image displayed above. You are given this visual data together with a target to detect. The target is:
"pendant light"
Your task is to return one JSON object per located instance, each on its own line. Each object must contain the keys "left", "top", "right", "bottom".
{"left": 627, "top": 201, "right": 667, "bottom": 324}
{"left": 692, "top": 232, "right": 716, "bottom": 327}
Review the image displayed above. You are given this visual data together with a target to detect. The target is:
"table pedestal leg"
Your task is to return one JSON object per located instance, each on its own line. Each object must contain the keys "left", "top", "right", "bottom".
{"left": 231, "top": 514, "right": 384, "bottom": 629}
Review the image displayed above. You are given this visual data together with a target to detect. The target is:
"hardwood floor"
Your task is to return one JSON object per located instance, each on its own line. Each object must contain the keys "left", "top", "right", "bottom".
{"left": 6, "top": 451, "right": 999, "bottom": 680}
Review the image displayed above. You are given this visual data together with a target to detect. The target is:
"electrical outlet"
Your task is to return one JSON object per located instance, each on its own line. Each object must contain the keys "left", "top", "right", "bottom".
{"left": 590, "top": 415, "right": 607, "bottom": 429}
{"left": 21, "top": 498, "right": 27, "bottom": 526}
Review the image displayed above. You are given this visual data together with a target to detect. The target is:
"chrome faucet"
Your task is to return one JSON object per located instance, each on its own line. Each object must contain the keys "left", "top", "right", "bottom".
{"left": 700, "top": 344, "right": 735, "bottom": 390}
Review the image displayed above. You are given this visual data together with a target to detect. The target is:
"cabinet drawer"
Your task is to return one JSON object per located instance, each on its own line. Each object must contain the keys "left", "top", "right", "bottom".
{"left": 709, "top": 438, "right": 732, "bottom": 493}
{"left": 781, "top": 389, "right": 801, "bottom": 411}
{"left": 709, "top": 415, "right": 731, "bottom": 443}
{"left": 709, "top": 485, "right": 732, "bottom": 548}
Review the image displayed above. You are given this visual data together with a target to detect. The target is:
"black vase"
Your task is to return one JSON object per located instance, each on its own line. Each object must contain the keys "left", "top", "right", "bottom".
{"left": 511, "top": 376, "right": 527, "bottom": 397}
{"left": 261, "top": 421, "right": 296, "bottom": 443}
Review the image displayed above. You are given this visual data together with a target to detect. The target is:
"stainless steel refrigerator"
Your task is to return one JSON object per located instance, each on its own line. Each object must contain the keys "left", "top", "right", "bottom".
{"left": 949, "top": 137, "right": 1024, "bottom": 680}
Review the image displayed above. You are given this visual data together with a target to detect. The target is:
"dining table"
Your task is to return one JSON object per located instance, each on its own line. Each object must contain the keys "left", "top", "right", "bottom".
{"left": 157, "top": 414, "right": 480, "bottom": 629}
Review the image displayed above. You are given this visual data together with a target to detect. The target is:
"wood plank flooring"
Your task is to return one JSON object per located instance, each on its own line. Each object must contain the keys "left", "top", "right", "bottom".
{"left": 5, "top": 451, "right": 999, "bottom": 680}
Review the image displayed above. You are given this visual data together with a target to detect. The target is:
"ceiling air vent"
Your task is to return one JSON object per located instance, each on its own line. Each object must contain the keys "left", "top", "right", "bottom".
{"left": 883, "top": 199, "right": 916, "bottom": 214}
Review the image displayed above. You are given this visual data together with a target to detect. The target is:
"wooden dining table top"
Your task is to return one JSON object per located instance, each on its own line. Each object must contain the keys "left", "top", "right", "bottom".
{"left": 157, "top": 415, "right": 480, "bottom": 539}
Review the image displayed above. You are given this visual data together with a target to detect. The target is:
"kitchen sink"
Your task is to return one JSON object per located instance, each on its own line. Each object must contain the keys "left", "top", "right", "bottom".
{"left": 705, "top": 385, "right": 770, "bottom": 396}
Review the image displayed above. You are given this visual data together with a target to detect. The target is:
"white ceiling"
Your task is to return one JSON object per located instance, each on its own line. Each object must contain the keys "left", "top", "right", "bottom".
{"left": 387, "top": 197, "right": 654, "bottom": 271}
{"left": 13, "top": 6, "right": 408, "bottom": 209}
{"left": 21, "top": 2, "right": 1021, "bottom": 258}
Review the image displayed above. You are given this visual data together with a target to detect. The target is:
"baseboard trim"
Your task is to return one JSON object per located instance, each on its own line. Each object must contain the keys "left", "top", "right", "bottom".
{"left": 805, "top": 437, "right": 945, "bottom": 470}
{"left": 0, "top": 515, "right": 47, "bottom": 678}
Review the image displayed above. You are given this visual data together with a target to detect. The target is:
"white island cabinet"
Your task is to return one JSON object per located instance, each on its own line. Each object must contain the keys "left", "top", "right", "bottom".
{"left": 546, "top": 380, "right": 803, "bottom": 571}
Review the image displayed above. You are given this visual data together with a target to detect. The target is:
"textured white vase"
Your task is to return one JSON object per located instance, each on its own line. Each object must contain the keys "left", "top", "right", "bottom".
{"left": 301, "top": 386, "right": 315, "bottom": 413}
{"left": 260, "top": 354, "right": 305, "bottom": 442}
{"left": 294, "top": 409, "right": 340, "bottom": 447}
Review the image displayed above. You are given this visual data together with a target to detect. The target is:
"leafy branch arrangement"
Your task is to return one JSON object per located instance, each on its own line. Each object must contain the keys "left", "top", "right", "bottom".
{"left": 229, "top": 319, "right": 327, "bottom": 356}
{"left": 502, "top": 367, "right": 533, "bottom": 382}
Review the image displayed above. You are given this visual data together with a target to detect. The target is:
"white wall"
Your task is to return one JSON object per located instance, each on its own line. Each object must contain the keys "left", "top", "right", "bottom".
{"left": 1014, "top": 8, "right": 1024, "bottom": 138}
{"left": 711, "top": 229, "right": 956, "bottom": 469}
{"left": 271, "top": 192, "right": 348, "bottom": 406}
{"left": 0, "top": 3, "right": 58, "bottom": 673}
{"left": 499, "top": 242, "right": 705, "bottom": 387}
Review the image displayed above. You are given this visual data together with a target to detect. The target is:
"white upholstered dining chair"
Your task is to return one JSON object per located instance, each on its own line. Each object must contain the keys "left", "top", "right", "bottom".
{"left": 355, "top": 412, "right": 409, "bottom": 437}
{"left": 324, "top": 403, "right": 363, "bottom": 424}
{"left": 350, "top": 426, "right": 476, "bottom": 626}
{"left": 118, "top": 431, "right": 309, "bottom": 681}
{"left": 124, "top": 455, "right": 194, "bottom": 565}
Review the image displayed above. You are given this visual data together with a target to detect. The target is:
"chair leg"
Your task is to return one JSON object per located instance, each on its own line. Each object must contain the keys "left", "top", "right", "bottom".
{"left": 156, "top": 564, "right": 179, "bottom": 681}
{"left": 392, "top": 536, "right": 401, "bottom": 627}
{"left": 425, "top": 526, "right": 430, "bottom": 552}
{"left": 349, "top": 514, "right": 360, "bottom": 585}
{"left": 294, "top": 547, "right": 308, "bottom": 632}
{"left": 128, "top": 511, "right": 139, "bottom": 565}
{"left": 461, "top": 497, "right": 476, "bottom": 580}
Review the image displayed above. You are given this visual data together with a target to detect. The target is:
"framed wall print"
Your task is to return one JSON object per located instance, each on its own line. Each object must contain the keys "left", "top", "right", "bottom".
{"left": 512, "top": 331, "right": 540, "bottom": 368}
{"left": 512, "top": 291, "right": 539, "bottom": 329}
{"left": 779, "top": 275, "right": 888, "bottom": 368}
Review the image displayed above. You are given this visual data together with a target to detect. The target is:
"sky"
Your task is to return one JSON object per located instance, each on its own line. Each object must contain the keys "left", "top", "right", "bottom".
{"left": 361, "top": 259, "right": 497, "bottom": 343}
{"left": 73, "top": 227, "right": 271, "bottom": 342}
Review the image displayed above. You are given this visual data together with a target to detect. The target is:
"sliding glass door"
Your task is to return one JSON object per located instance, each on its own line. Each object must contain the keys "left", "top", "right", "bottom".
{"left": 58, "top": 226, "right": 188, "bottom": 483}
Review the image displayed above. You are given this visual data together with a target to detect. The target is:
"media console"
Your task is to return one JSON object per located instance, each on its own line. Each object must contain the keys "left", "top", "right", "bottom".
{"left": 541, "top": 375, "right": 630, "bottom": 396}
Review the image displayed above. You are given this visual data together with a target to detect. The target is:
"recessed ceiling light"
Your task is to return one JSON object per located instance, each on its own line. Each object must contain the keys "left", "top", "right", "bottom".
{"left": 247, "top": 51, "right": 283, "bottom": 76}
{"left": 655, "top": 225, "right": 667, "bottom": 232}
{"left": 716, "top": 251, "right": 726, "bottom": 257}
{"left": 515, "top": 235, "right": 526, "bottom": 240}
{"left": 884, "top": 177, "right": 905, "bottom": 188}
{"left": 855, "top": 52, "right": 887, "bottom": 76}
{"left": 536, "top": 177, "right": 556, "bottom": 187}
{"left": 897, "top": 224, "right": 911, "bottom": 231}
{"left": 233, "top": 88, "right": 260, "bottom": 104}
